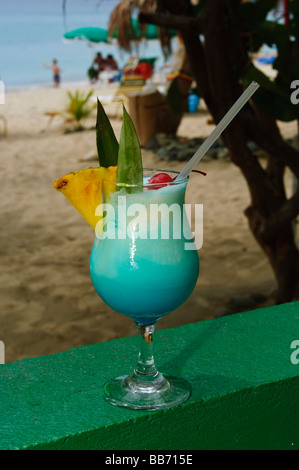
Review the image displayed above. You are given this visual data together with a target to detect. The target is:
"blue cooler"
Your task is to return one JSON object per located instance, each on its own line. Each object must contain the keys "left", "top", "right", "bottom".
{"left": 188, "top": 93, "right": 200, "bottom": 113}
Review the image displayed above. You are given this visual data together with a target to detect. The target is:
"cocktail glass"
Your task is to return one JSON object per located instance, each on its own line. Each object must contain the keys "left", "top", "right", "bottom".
{"left": 90, "top": 169, "right": 199, "bottom": 410}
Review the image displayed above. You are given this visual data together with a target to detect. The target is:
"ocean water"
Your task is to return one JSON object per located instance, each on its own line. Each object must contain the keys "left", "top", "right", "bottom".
{"left": 0, "top": 0, "right": 168, "bottom": 90}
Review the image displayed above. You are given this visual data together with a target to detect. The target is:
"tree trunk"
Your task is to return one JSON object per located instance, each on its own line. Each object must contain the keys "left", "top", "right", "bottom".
{"left": 189, "top": 0, "right": 299, "bottom": 302}
{"left": 141, "top": 0, "right": 299, "bottom": 302}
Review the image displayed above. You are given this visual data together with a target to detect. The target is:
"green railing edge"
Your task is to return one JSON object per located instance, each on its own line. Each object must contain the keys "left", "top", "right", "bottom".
{"left": 26, "top": 374, "right": 299, "bottom": 450}
{"left": 0, "top": 300, "right": 299, "bottom": 450}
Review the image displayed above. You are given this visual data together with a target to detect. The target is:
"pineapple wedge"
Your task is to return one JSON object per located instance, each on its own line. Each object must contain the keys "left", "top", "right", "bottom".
{"left": 53, "top": 166, "right": 117, "bottom": 233}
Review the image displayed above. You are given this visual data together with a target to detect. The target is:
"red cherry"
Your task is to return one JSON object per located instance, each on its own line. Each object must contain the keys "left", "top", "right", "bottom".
{"left": 148, "top": 173, "right": 174, "bottom": 190}
{"left": 147, "top": 169, "right": 207, "bottom": 190}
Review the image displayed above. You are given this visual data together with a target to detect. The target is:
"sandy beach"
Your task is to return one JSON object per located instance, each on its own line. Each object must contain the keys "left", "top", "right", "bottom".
{"left": 0, "top": 81, "right": 297, "bottom": 364}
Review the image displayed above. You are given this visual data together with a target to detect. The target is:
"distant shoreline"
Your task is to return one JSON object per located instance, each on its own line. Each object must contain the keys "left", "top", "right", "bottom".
{"left": 5, "top": 79, "right": 93, "bottom": 95}
{"left": 4, "top": 59, "right": 275, "bottom": 95}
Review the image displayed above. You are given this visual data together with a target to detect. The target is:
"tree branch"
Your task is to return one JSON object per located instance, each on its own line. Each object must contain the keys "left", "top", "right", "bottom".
{"left": 202, "top": 0, "right": 285, "bottom": 210}
{"left": 180, "top": 30, "right": 217, "bottom": 116}
{"left": 258, "top": 190, "right": 299, "bottom": 242}
{"left": 246, "top": 113, "right": 299, "bottom": 179}
{"left": 138, "top": 12, "right": 203, "bottom": 33}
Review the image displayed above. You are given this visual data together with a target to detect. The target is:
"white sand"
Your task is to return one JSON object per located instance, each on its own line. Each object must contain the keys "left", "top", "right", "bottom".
{"left": 0, "top": 82, "right": 297, "bottom": 363}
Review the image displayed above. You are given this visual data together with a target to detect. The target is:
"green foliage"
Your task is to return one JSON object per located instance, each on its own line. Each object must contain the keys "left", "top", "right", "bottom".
{"left": 243, "top": 65, "right": 299, "bottom": 121}
{"left": 190, "top": 0, "right": 207, "bottom": 19}
{"left": 237, "top": 0, "right": 278, "bottom": 29}
{"left": 237, "top": 0, "right": 299, "bottom": 122}
{"left": 65, "top": 89, "right": 96, "bottom": 126}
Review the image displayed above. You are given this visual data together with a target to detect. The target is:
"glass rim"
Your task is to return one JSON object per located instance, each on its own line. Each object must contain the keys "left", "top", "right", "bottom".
{"left": 108, "top": 168, "right": 189, "bottom": 188}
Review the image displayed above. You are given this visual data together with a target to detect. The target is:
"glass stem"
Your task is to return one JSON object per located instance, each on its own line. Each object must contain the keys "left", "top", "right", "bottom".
{"left": 124, "top": 322, "right": 168, "bottom": 392}
{"left": 135, "top": 323, "right": 158, "bottom": 377}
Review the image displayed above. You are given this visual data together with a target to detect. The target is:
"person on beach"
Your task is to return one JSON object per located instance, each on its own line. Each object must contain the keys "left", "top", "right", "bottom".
{"left": 88, "top": 53, "right": 118, "bottom": 83}
{"left": 104, "top": 54, "right": 118, "bottom": 71}
{"left": 43, "top": 59, "right": 61, "bottom": 88}
{"left": 93, "top": 52, "right": 106, "bottom": 79}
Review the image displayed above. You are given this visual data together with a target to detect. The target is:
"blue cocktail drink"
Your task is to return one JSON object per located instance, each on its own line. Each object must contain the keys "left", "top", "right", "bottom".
{"left": 90, "top": 172, "right": 199, "bottom": 325}
{"left": 90, "top": 169, "right": 199, "bottom": 410}
{"left": 55, "top": 84, "right": 258, "bottom": 411}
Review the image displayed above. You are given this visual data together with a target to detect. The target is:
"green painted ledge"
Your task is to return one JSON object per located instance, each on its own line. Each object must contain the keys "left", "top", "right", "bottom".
{"left": 0, "top": 301, "right": 299, "bottom": 450}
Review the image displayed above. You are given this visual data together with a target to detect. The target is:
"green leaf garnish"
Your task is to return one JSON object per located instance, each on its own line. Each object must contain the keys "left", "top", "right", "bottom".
{"left": 96, "top": 98, "right": 119, "bottom": 167}
{"left": 117, "top": 106, "right": 143, "bottom": 193}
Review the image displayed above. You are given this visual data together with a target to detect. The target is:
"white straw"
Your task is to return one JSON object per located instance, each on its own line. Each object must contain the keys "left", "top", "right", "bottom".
{"left": 176, "top": 81, "right": 260, "bottom": 181}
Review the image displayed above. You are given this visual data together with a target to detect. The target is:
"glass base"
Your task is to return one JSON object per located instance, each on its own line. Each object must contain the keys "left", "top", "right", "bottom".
{"left": 103, "top": 373, "right": 192, "bottom": 411}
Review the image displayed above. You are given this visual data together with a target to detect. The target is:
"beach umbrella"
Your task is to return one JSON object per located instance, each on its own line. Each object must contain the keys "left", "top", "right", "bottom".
{"left": 109, "top": 18, "right": 166, "bottom": 41}
{"left": 63, "top": 27, "right": 110, "bottom": 44}
{"left": 63, "top": 20, "right": 172, "bottom": 45}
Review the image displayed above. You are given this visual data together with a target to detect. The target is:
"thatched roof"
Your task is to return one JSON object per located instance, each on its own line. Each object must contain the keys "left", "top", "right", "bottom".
{"left": 108, "top": 0, "right": 173, "bottom": 57}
